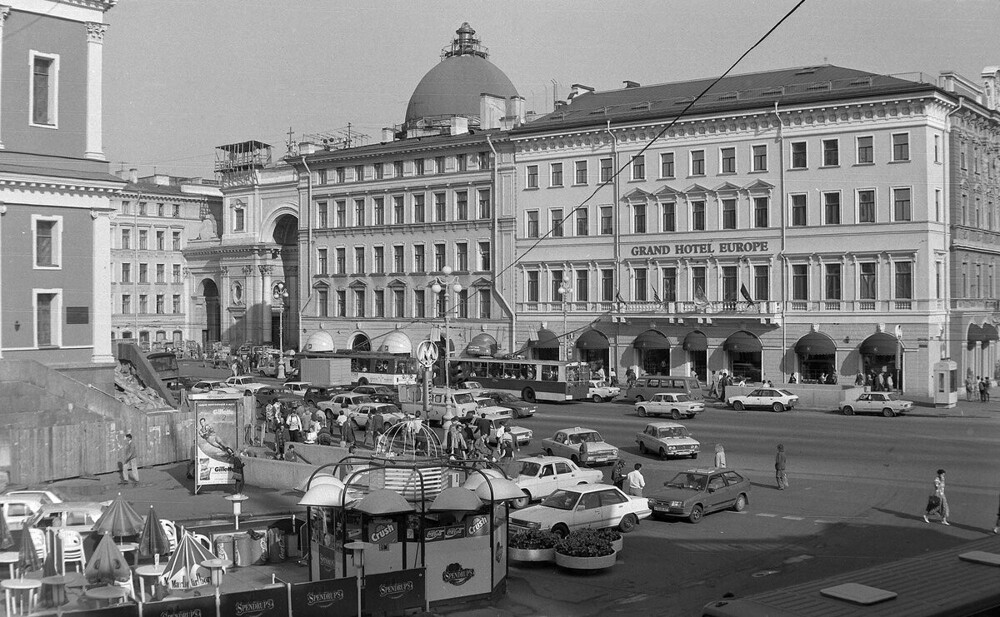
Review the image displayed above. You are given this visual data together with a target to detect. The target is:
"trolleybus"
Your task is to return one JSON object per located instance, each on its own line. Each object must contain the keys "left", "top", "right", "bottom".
{"left": 449, "top": 357, "right": 592, "bottom": 402}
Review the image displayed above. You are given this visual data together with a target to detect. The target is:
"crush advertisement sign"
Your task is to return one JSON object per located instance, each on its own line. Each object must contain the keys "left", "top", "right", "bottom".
{"left": 192, "top": 397, "right": 241, "bottom": 493}
{"left": 291, "top": 578, "right": 357, "bottom": 617}
{"left": 144, "top": 595, "right": 215, "bottom": 617}
{"left": 363, "top": 569, "right": 425, "bottom": 615}
{"left": 219, "top": 586, "right": 288, "bottom": 617}
{"left": 465, "top": 514, "right": 489, "bottom": 537}
{"left": 367, "top": 517, "right": 398, "bottom": 544}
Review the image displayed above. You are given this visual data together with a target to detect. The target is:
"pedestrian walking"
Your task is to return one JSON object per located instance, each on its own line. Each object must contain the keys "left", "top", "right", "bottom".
{"left": 336, "top": 410, "right": 349, "bottom": 444}
{"left": 119, "top": 433, "right": 139, "bottom": 486}
{"left": 979, "top": 377, "right": 986, "bottom": 402}
{"left": 965, "top": 376, "right": 975, "bottom": 401}
{"left": 774, "top": 444, "right": 788, "bottom": 490}
{"left": 286, "top": 411, "right": 302, "bottom": 443}
{"left": 342, "top": 412, "right": 356, "bottom": 446}
{"left": 923, "top": 469, "right": 950, "bottom": 525}
{"left": 611, "top": 459, "right": 626, "bottom": 490}
{"left": 626, "top": 463, "right": 645, "bottom": 497}
{"left": 993, "top": 493, "right": 999, "bottom": 534}
{"left": 714, "top": 443, "right": 727, "bottom": 468}
{"left": 984, "top": 378, "right": 991, "bottom": 402}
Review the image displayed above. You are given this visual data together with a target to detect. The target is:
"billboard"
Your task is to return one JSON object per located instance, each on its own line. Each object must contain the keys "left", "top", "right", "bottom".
{"left": 191, "top": 394, "right": 242, "bottom": 493}
{"left": 219, "top": 586, "right": 288, "bottom": 617}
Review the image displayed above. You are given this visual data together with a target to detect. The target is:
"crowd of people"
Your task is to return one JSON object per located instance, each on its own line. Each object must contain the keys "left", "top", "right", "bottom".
{"left": 964, "top": 375, "right": 993, "bottom": 402}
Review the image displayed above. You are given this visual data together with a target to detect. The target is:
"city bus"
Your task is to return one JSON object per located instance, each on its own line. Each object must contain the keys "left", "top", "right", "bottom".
{"left": 701, "top": 534, "right": 1000, "bottom": 617}
{"left": 449, "top": 357, "right": 592, "bottom": 402}
{"left": 296, "top": 350, "right": 419, "bottom": 386}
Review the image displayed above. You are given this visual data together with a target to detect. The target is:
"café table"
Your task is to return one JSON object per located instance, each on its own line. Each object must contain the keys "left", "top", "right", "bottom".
{"left": 117, "top": 542, "right": 139, "bottom": 566}
{"left": 2, "top": 578, "right": 42, "bottom": 616}
{"left": 200, "top": 558, "right": 232, "bottom": 588}
{"left": 40, "top": 572, "right": 81, "bottom": 607}
{"left": 0, "top": 552, "right": 18, "bottom": 579}
{"left": 84, "top": 584, "right": 129, "bottom": 607}
{"left": 135, "top": 564, "right": 166, "bottom": 602}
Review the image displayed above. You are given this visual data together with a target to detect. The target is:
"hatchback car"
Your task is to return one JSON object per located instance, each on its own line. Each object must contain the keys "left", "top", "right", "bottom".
{"left": 2, "top": 489, "right": 62, "bottom": 505}
{"left": 254, "top": 385, "right": 292, "bottom": 407}
{"left": 727, "top": 388, "right": 799, "bottom": 412}
{"left": 509, "top": 484, "right": 652, "bottom": 536}
{"left": 0, "top": 497, "right": 44, "bottom": 531}
{"left": 352, "top": 385, "right": 398, "bottom": 404}
{"left": 303, "top": 384, "right": 352, "bottom": 407}
{"left": 635, "top": 393, "right": 705, "bottom": 419}
{"left": 189, "top": 379, "right": 239, "bottom": 395}
{"left": 225, "top": 375, "right": 268, "bottom": 394}
{"left": 635, "top": 422, "right": 700, "bottom": 459}
{"left": 510, "top": 456, "right": 604, "bottom": 509}
{"left": 320, "top": 393, "right": 373, "bottom": 414}
{"left": 839, "top": 392, "right": 913, "bottom": 417}
{"left": 647, "top": 468, "right": 751, "bottom": 523}
{"left": 480, "top": 391, "right": 537, "bottom": 418}
{"left": 349, "top": 402, "right": 407, "bottom": 431}
{"left": 541, "top": 427, "right": 619, "bottom": 466}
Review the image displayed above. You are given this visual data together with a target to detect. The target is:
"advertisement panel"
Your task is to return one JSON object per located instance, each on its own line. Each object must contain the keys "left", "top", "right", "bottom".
{"left": 363, "top": 569, "right": 425, "bottom": 615}
{"left": 317, "top": 543, "right": 339, "bottom": 580}
{"left": 423, "top": 535, "right": 493, "bottom": 603}
{"left": 192, "top": 396, "right": 241, "bottom": 493}
{"left": 144, "top": 595, "right": 217, "bottom": 617}
{"left": 219, "top": 586, "right": 288, "bottom": 617}
{"left": 74, "top": 605, "right": 140, "bottom": 617}
{"left": 290, "top": 578, "right": 358, "bottom": 617}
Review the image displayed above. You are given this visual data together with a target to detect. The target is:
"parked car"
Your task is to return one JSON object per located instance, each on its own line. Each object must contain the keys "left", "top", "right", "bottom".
{"left": 283, "top": 381, "right": 311, "bottom": 397}
{"left": 541, "top": 427, "right": 619, "bottom": 466}
{"left": 352, "top": 385, "right": 398, "bottom": 404}
{"left": 254, "top": 385, "right": 293, "bottom": 407}
{"left": 319, "top": 393, "right": 373, "bottom": 414}
{"left": 2, "top": 489, "right": 63, "bottom": 505}
{"left": 727, "top": 388, "right": 799, "bottom": 412}
{"left": 635, "top": 393, "right": 705, "bottom": 419}
{"left": 303, "top": 384, "right": 352, "bottom": 407}
{"left": 23, "top": 501, "right": 107, "bottom": 534}
{"left": 189, "top": 379, "right": 240, "bottom": 395}
{"left": 509, "top": 456, "right": 603, "bottom": 509}
{"left": 0, "top": 496, "right": 44, "bottom": 531}
{"left": 225, "top": 375, "right": 268, "bottom": 395}
{"left": 587, "top": 380, "right": 621, "bottom": 403}
{"left": 839, "top": 392, "right": 913, "bottom": 417}
{"left": 349, "top": 402, "right": 407, "bottom": 431}
{"left": 480, "top": 391, "right": 537, "bottom": 418}
{"left": 509, "top": 484, "right": 652, "bottom": 536}
{"left": 479, "top": 412, "right": 532, "bottom": 447}
{"left": 635, "top": 422, "right": 700, "bottom": 459}
{"left": 647, "top": 468, "right": 751, "bottom": 523}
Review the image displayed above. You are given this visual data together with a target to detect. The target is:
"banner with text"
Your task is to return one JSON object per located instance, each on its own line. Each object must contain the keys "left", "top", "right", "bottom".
{"left": 290, "top": 578, "right": 358, "bottom": 617}
{"left": 363, "top": 569, "right": 425, "bottom": 615}
{"left": 143, "top": 594, "right": 217, "bottom": 617}
{"left": 219, "top": 586, "right": 288, "bottom": 617}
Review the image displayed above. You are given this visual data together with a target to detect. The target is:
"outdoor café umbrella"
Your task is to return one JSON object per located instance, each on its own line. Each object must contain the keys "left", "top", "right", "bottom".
{"left": 0, "top": 507, "right": 13, "bottom": 550}
{"left": 137, "top": 506, "right": 170, "bottom": 559}
{"left": 159, "top": 532, "right": 215, "bottom": 590}
{"left": 93, "top": 493, "right": 144, "bottom": 538}
{"left": 84, "top": 533, "right": 131, "bottom": 586}
{"left": 17, "top": 525, "right": 42, "bottom": 574}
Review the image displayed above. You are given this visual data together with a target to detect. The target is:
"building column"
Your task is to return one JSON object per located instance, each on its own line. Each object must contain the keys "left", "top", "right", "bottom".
{"left": 260, "top": 264, "right": 274, "bottom": 343}
{"left": 0, "top": 6, "right": 10, "bottom": 149}
{"left": 84, "top": 22, "right": 107, "bottom": 160}
{"left": 91, "top": 208, "right": 114, "bottom": 362}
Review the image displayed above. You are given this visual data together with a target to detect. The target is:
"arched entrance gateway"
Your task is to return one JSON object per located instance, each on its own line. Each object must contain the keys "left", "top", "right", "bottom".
{"left": 794, "top": 331, "right": 837, "bottom": 383}
{"left": 966, "top": 323, "right": 998, "bottom": 381}
{"left": 531, "top": 328, "right": 560, "bottom": 361}
{"left": 269, "top": 213, "right": 299, "bottom": 351}
{"left": 724, "top": 331, "right": 762, "bottom": 383}
{"left": 860, "top": 332, "right": 902, "bottom": 391}
{"left": 683, "top": 331, "right": 708, "bottom": 382}
{"left": 199, "top": 279, "right": 221, "bottom": 349}
{"left": 576, "top": 329, "right": 609, "bottom": 372}
{"left": 349, "top": 333, "right": 372, "bottom": 351}
{"left": 633, "top": 330, "right": 670, "bottom": 375}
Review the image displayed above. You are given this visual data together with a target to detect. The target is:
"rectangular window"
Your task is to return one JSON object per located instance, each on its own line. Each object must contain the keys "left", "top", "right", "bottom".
{"left": 393, "top": 160, "right": 404, "bottom": 177}
{"left": 662, "top": 268, "right": 677, "bottom": 302}
{"left": 526, "top": 211, "right": 539, "bottom": 238}
{"left": 895, "top": 262, "right": 912, "bottom": 298}
{"left": 791, "top": 142, "right": 807, "bottom": 169}
{"left": 691, "top": 267, "right": 707, "bottom": 300}
{"left": 172, "top": 231, "right": 181, "bottom": 251}
{"left": 550, "top": 162, "right": 563, "bottom": 187}
{"left": 550, "top": 270, "right": 564, "bottom": 301}
{"left": 373, "top": 198, "right": 385, "bottom": 226}
{"left": 721, "top": 199, "right": 737, "bottom": 230}
{"left": 415, "top": 159, "right": 425, "bottom": 176}
{"left": 478, "top": 289, "right": 491, "bottom": 319}
{"left": 720, "top": 147, "right": 736, "bottom": 174}
{"left": 139, "top": 202, "right": 147, "bottom": 216}
{"left": 336, "top": 201, "right": 346, "bottom": 227}
{"left": 414, "top": 245, "right": 425, "bottom": 272}
{"left": 822, "top": 139, "right": 839, "bottom": 166}
{"left": 576, "top": 271, "right": 589, "bottom": 302}
{"left": 934, "top": 134, "right": 940, "bottom": 163}
{"left": 317, "top": 201, "right": 329, "bottom": 228}
{"left": 634, "top": 268, "right": 647, "bottom": 301}
{"left": 858, "top": 189, "right": 876, "bottom": 223}
{"left": 457, "top": 153, "right": 467, "bottom": 172}
{"left": 434, "top": 243, "right": 445, "bottom": 270}
{"left": 318, "top": 289, "right": 329, "bottom": 318}
{"left": 393, "top": 289, "right": 405, "bottom": 318}
{"left": 35, "top": 291, "right": 59, "bottom": 346}
{"left": 374, "top": 290, "right": 385, "bottom": 317}
{"left": 393, "top": 196, "right": 404, "bottom": 224}
{"left": 753, "top": 197, "right": 769, "bottom": 228}
{"left": 892, "top": 133, "right": 909, "bottom": 162}
{"left": 457, "top": 190, "right": 469, "bottom": 220}
{"left": 893, "top": 187, "right": 911, "bottom": 221}
{"left": 317, "top": 169, "right": 327, "bottom": 185}
{"left": 139, "top": 263, "right": 148, "bottom": 283}
{"left": 792, "top": 264, "right": 808, "bottom": 301}
{"left": 660, "top": 152, "right": 675, "bottom": 178}
{"left": 172, "top": 204, "right": 180, "bottom": 218}
{"left": 157, "top": 203, "right": 165, "bottom": 218}
{"left": 791, "top": 194, "right": 807, "bottom": 226}
{"left": 33, "top": 217, "right": 60, "bottom": 268}
{"left": 121, "top": 294, "right": 131, "bottom": 315}
{"left": 413, "top": 194, "right": 425, "bottom": 223}
{"left": 155, "top": 294, "right": 164, "bottom": 315}
{"left": 457, "top": 289, "right": 468, "bottom": 318}
{"left": 336, "top": 167, "right": 345, "bottom": 183}
{"left": 121, "top": 263, "right": 131, "bottom": 283}
{"left": 336, "top": 248, "right": 346, "bottom": 274}
{"left": 601, "top": 269, "right": 614, "bottom": 302}
{"left": 477, "top": 151, "right": 489, "bottom": 169}
{"left": 354, "top": 289, "right": 366, "bottom": 317}
{"left": 172, "top": 264, "right": 181, "bottom": 283}
{"left": 633, "top": 205, "right": 646, "bottom": 233}
{"left": 456, "top": 242, "right": 468, "bottom": 271}
{"left": 752, "top": 144, "right": 767, "bottom": 171}
{"left": 373, "top": 246, "right": 385, "bottom": 273}
{"left": 691, "top": 201, "right": 706, "bottom": 231}
{"left": 122, "top": 201, "right": 131, "bottom": 215}
{"left": 526, "top": 165, "right": 538, "bottom": 189}
{"left": 354, "top": 165, "right": 364, "bottom": 182}
{"left": 354, "top": 247, "right": 365, "bottom": 274}
{"left": 31, "top": 53, "right": 58, "bottom": 126}
{"left": 139, "top": 230, "right": 148, "bottom": 250}
{"left": 551, "top": 209, "right": 564, "bottom": 236}
{"left": 332, "top": 290, "right": 345, "bottom": 317}
{"left": 631, "top": 155, "right": 646, "bottom": 180}
{"left": 857, "top": 136, "right": 873, "bottom": 164}
{"left": 661, "top": 202, "right": 675, "bottom": 232}
{"left": 393, "top": 245, "right": 404, "bottom": 273}
{"left": 155, "top": 263, "right": 165, "bottom": 283}
{"left": 478, "top": 189, "right": 491, "bottom": 218}
{"left": 413, "top": 289, "right": 425, "bottom": 318}
{"left": 754, "top": 265, "right": 769, "bottom": 301}
{"left": 575, "top": 160, "right": 588, "bottom": 185}
{"left": 527, "top": 271, "right": 539, "bottom": 302}
{"left": 600, "top": 206, "right": 613, "bottom": 235}
{"left": 825, "top": 264, "right": 842, "bottom": 300}
{"left": 121, "top": 229, "right": 131, "bottom": 250}
{"left": 156, "top": 231, "right": 165, "bottom": 251}
{"left": 435, "top": 193, "right": 447, "bottom": 222}
{"left": 690, "top": 150, "right": 705, "bottom": 176}
{"left": 824, "top": 192, "right": 841, "bottom": 224}
{"left": 355, "top": 199, "right": 366, "bottom": 226}
{"left": 478, "top": 242, "right": 491, "bottom": 271}
{"left": 576, "top": 207, "right": 589, "bottom": 236}
{"left": 138, "top": 294, "right": 148, "bottom": 314}
{"left": 722, "top": 266, "right": 738, "bottom": 302}
{"left": 860, "top": 262, "right": 877, "bottom": 300}
{"left": 600, "top": 158, "right": 613, "bottom": 183}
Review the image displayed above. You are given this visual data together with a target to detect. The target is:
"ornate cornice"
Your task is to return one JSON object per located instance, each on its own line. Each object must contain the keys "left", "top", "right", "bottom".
{"left": 85, "top": 21, "right": 107, "bottom": 43}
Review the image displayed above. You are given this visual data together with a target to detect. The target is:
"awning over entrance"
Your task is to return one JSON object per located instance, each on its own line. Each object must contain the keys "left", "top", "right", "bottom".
{"left": 968, "top": 323, "right": 999, "bottom": 343}
{"left": 532, "top": 328, "right": 560, "bottom": 349}
{"left": 377, "top": 331, "right": 412, "bottom": 355}
{"left": 859, "top": 332, "right": 899, "bottom": 356}
{"left": 576, "top": 329, "right": 609, "bottom": 350}
{"left": 683, "top": 331, "right": 707, "bottom": 352}
{"left": 723, "top": 331, "right": 761, "bottom": 352}
{"left": 466, "top": 333, "right": 498, "bottom": 357}
{"left": 633, "top": 330, "right": 670, "bottom": 350}
{"left": 794, "top": 331, "right": 836, "bottom": 357}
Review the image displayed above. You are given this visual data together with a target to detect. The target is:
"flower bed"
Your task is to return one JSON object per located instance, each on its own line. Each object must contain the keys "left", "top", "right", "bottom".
{"left": 509, "top": 529, "right": 558, "bottom": 562}
{"left": 554, "top": 529, "right": 617, "bottom": 570}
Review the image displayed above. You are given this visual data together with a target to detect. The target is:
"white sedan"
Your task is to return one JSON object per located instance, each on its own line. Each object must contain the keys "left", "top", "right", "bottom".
{"left": 635, "top": 422, "right": 700, "bottom": 459}
{"left": 509, "top": 484, "right": 652, "bottom": 536}
{"left": 635, "top": 393, "right": 705, "bottom": 419}
{"left": 510, "top": 456, "right": 604, "bottom": 509}
{"left": 727, "top": 388, "right": 799, "bottom": 412}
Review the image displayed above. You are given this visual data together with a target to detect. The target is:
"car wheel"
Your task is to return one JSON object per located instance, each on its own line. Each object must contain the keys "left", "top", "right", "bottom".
{"left": 772, "top": 402, "right": 785, "bottom": 412}
{"left": 545, "top": 448, "right": 554, "bottom": 456}
{"left": 842, "top": 406, "right": 855, "bottom": 416}
{"left": 522, "top": 388, "right": 537, "bottom": 403}
{"left": 635, "top": 395, "right": 644, "bottom": 402}
{"left": 511, "top": 492, "right": 530, "bottom": 509}
{"left": 357, "top": 377, "right": 368, "bottom": 386}
{"left": 592, "top": 394, "right": 603, "bottom": 403}
{"left": 638, "top": 441, "right": 647, "bottom": 454}
{"left": 618, "top": 514, "right": 638, "bottom": 533}
{"left": 733, "top": 494, "right": 748, "bottom": 512}
{"left": 552, "top": 524, "right": 570, "bottom": 538}
{"left": 671, "top": 409, "right": 682, "bottom": 420}
{"left": 882, "top": 407, "right": 896, "bottom": 418}
{"left": 637, "top": 407, "right": 647, "bottom": 417}
{"left": 733, "top": 401, "right": 745, "bottom": 411}
{"left": 658, "top": 447, "right": 667, "bottom": 459}
{"left": 688, "top": 505, "right": 704, "bottom": 524}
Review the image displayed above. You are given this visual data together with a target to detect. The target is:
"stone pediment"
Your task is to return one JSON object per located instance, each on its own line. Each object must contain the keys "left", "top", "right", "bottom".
{"left": 621, "top": 188, "right": 655, "bottom": 202}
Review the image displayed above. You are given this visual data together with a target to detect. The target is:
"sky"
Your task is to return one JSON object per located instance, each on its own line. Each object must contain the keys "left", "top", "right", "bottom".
{"left": 102, "top": 0, "right": 1000, "bottom": 180}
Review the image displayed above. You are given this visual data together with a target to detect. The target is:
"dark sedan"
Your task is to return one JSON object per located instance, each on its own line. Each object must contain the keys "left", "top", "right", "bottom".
{"left": 647, "top": 468, "right": 750, "bottom": 524}
{"left": 481, "top": 391, "right": 537, "bottom": 418}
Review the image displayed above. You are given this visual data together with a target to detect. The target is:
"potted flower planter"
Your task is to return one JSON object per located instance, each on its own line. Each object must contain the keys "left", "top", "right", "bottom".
{"left": 508, "top": 529, "right": 558, "bottom": 563}
{"left": 509, "top": 546, "right": 556, "bottom": 562}
{"left": 554, "top": 529, "right": 618, "bottom": 571}
{"left": 555, "top": 549, "right": 618, "bottom": 570}
{"left": 598, "top": 529, "right": 624, "bottom": 554}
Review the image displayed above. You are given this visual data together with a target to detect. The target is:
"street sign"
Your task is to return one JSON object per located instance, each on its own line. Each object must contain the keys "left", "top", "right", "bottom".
{"left": 416, "top": 340, "right": 439, "bottom": 368}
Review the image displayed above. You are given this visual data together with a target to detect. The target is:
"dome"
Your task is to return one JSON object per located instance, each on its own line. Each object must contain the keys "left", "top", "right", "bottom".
{"left": 404, "top": 23, "right": 519, "bottom": 127}
{"left": 303, "top": 330, "right": 335, "bottom": 353}
{"left": 377, "top": 331, "right": 413, "bottom": 355}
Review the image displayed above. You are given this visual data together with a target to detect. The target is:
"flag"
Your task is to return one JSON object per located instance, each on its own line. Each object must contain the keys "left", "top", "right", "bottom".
{"left": 615, "top": 290, "right": 625, "bottom": 305}
{"left": 740, "top": 283, "right": 754, "bottom": 304}
{"left": 652, "top": 286, "right": 661, "bottom": 304}
{"left": 693, "top": 285, "right": 709, "bottom": 312}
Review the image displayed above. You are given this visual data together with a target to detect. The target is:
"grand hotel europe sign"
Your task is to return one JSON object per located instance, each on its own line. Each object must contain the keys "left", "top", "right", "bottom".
{"left": 630, "top": 240, "right": 772, "bottom": 257}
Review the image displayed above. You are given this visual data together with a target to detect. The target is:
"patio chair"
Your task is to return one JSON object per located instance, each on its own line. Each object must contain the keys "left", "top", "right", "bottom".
{"left": 160, "top": 520, "right": 178, "bottom": 553}
{"left": 29, "top": 528, "right": 47, "bottom": 561}
{"left": 56, "top": 529, "right": 86, "bottom": 573}
{"left": 191, "top": 533, "right": 213, "bottom": 553}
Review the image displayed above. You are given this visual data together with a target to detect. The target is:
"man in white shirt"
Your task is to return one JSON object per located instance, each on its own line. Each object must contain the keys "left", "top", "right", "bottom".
{"left": 626, "top": 463, "right": 645, "bottom": 497}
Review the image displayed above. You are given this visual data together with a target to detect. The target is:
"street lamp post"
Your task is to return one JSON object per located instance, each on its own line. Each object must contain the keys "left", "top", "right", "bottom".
{"left": 431, "top": 266, "right": 463, "bottom": 416}
{"left": 557, "top": 279, "right": 573, "bottom": 362}
{"left": 272, "top": 282, "right": 289, "bottom": 379}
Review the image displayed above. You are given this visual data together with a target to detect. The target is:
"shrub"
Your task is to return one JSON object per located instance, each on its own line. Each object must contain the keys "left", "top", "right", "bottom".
{"left": 554, "top": 529, "right": 614, "bottom": 558}
{"left": 509, "top": 529, "right": 558, "bottom": 550}
{"left": 597, "top": 528, "right": 622, "bottom": 543}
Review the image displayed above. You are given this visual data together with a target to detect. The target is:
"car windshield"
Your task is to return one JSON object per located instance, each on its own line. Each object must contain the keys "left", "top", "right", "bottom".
{"left": 519, "top": 461, "right": 542, "bottom": 477}
{"left": 453, "top": 393, "right": 474, "bottom": 404}
{"left": 657, "top": 427, "right": 690, "bottom": 438}
{"left": 666, "top": 472, "right": 707, "bottom": 491}
{"left": 569, "top": 431, "right": 602, "bottom": 444}
{"left": 540, "top": 490, "right": 581, "bottom": 510}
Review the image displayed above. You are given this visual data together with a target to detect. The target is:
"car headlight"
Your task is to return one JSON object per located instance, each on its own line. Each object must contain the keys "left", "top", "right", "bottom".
{"left": 670, "top": 501, "right": 683, "bottom": 508}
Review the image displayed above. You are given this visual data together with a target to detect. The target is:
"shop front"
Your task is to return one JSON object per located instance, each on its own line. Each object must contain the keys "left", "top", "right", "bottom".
{"left": 633, "top": 329, "right": 671, "bottom": 375}
{"left": 723, "top": 331, "right": 762, "bottom": 383}
{"left": 529, "top": 328, "right": 560, "bottom": 361}
{"left": 576, "top": 329, "right": 610, "bottom": 371}
{"left": 966, "top": 323, "right": 998, "bottom": 381}
{"left": 682, "top": 331, "right": 708, "bottom": 382}
{"left": 860, "top": 332, "right": 902, "bottom": 391}
{"left": 794, "top": 331, "right": 838, "bottom": 383}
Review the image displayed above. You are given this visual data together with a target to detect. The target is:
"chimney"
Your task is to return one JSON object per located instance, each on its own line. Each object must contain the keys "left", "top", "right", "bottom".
{"left": 450, "top": 116, "right": 469, "bottom": 136}
{"left": 298, "top": 141, "right": 316, "bottom": 155}
{"left": 568, "top": 84, "right": 595, "bottom": 100}
{"left": 480, "top": 93, "right": 505, "bottom": 130}
{"left": 505, "top": 96, "right": 526, "bottom": 127}
{"left": 129, "top": 168, "right": 138, "bottom": 183}
{"left": 983, "top": 66, "right": 1000, "bottom": 111}
{"left": 153, "top": 174, "right": 171, "bottom": 186}
{"left": 623, "top": 80, "right": 640, "bottom": 89}
{"left": 381, "top": 127, "right": 394, "bottom": 143}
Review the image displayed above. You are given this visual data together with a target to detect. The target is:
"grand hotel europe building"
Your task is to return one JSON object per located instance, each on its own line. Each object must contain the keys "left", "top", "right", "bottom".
{"left": 227, "top": 23, "right": 1000, "bottom": 398}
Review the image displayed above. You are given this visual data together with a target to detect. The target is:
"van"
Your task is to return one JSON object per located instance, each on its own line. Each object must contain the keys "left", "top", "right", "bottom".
{"left": 397, "top": 385, "right": 479, "bottom": 424}
{"left": 622, "top": 375, "right": 704, "bottom": 402}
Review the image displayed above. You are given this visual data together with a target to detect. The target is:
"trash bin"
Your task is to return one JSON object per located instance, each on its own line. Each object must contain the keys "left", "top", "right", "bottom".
{"left": 233, "top": 532, "right": 252, "bottom": 567}
{"left": 249, "top": 530, "right": 268, "bottom": 565}
{"left": 214, "top": 534, "right": 234, "bottom": 563}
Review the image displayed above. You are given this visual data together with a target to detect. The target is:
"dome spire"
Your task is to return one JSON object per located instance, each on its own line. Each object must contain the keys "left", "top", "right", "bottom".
{"left": 442, "top": 22, "right": 488, "bottom": 59}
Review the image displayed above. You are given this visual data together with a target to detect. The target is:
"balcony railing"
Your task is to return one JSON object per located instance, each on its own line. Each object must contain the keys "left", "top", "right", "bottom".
{"left": 516, "top": 298, "right": 946, "bottom": 315}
